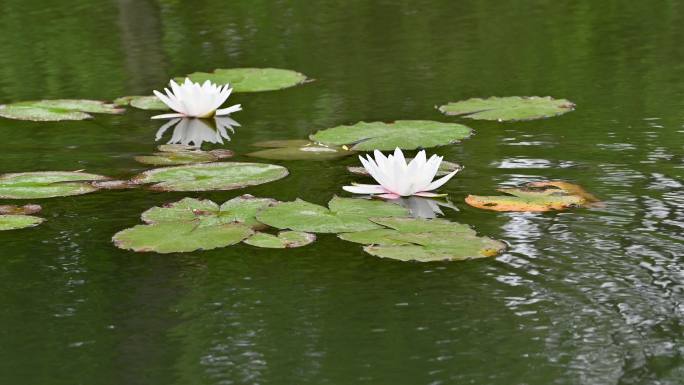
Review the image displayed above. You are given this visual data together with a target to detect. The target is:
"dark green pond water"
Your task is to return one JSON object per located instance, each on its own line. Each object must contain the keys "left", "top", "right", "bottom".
{"left": 1, "top": 1, "right": 683, "bottom": 384}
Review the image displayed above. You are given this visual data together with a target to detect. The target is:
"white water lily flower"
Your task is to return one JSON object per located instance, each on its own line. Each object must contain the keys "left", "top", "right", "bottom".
{"left": 343, "top": 148, "right": 459, "bottom": 199}
{"left": 155, "top": 117, "right": 239, "bottom": 148}
{"left": 151, "top": 78, "right": 241, "bottom": 119}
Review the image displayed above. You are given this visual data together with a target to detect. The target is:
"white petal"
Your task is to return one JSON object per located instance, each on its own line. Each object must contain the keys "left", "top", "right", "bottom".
{"left": 215, "top": 104, "right": 242, "bottom": 116}
{"left": 425, "top": 170, "right": 458, "bottom": 191}
{"left": 342, "top": 184, "right": 388, "bottom": 194}
{"left": 151, "top": 112, "right": 186, "bottom": 119}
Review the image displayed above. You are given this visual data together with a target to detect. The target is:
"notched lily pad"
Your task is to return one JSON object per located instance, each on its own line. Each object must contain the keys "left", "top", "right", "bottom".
{"left": 244, "top": 231, "right": 316, "bottom": 248}
{"left": 0, "top": 214, "right": 44, "bottom": 231}
{"left": 339, "top": 217, "right": 504, "bottom": 262}
{"left": 0, "top": 171, "right": 109, "bottom": 199}
{"left": 349, "top": 158, "right": 462, "bottom": 177}
{"left": 465, "top": 181, "right": 598, "bottom": 212}
{"left": 112, "top": 222, "right": 254, "bottom": 254}
{"left": 310, "top": 120, "right": 472, "bottom": 151}
{"left": 141, "top": 195, "right": 278, "bottom": 228}
{"left": 180, "top": 68, "right": 309, "bottom": 93}
{"left": 256, "top": 196, "right": 410, "bottom": 233}
{"left": 114, "top": 95, "right": 168, "bottom": 110}
{"left": 135, "top": 145, "right": 234, "bottom": 166}
{"left": 438, "top": 96, "right": 575, "bottom": 121}
{"left": 132, "top": 162, "right": 288, "bottom": 192}
{"left": 247, "top": 141, "right": 352, "bottom": 161}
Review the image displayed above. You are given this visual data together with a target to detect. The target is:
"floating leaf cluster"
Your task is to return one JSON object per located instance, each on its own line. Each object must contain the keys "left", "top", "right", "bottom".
{"left": 113, "top": 195, "right": 315, "bottom": 253}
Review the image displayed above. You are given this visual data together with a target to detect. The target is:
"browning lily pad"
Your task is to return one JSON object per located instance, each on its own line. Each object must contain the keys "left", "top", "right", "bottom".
{"left": 132, "top": 162, "right": 288, "bottom": 192}
{"left": 339, "top": 217, "right": 504, "bottom": 262}
{"left": 465, "top": 181, "right": 597, "bottom": 212}
{"left": 179, "top": 68, "right": 309, "bottom": 93}
{"left": 141, "top": 195, "right": 278, "bottom": 228}
{"left": 0, "top": 204, "right": 41, "bottom": 215}
{"left": 244, "top": 231, "right": 316, "bottom": 248}
{"left": 114, "top": 95, "right": 168, "bottom": 110}
{"left": 135, "top": 145, "right": 234, "bottom": 166}
{"left": 310, "top": 120, "right": 472, "bottom": 151}
{"left": 256, "top": 196, "right": 410, "bottom": 233}
{"left": 0, "top": 214, "right": 45, "bottom": 231}
{"left": 112, "top": 222, "right": 254, "bottom": 254}
{"left": 0, "top": 171, "right": 108, "bottom": 199}
{"left": 437, "top": 96, "right": 575, "bottom": 121}
{"left": 0, "top": 99, "right": 124, "bottom": 121}
{"left": 348, "top": 158, "right": 462, "bottom": 177}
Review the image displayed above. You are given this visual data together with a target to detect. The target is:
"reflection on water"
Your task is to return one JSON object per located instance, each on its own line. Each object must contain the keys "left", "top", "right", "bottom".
{"left": 155, "top": 117, "right": 240, "bottom": 148}
{"left": 389, "top": 196, "right": 458, "bottom": 219}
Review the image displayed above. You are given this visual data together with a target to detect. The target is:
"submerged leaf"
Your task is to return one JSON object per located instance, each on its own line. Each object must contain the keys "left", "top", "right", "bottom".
{"left": 256, "top": 196, "right": 410, "bottom": 233}
{"left": 135, "top": 146, "right": 233, "bottom": 166}
{"left": 465, "top": 181, "right": 597, "bottom": 212}
{"left": 438, "top": 96, "right": 575, "bottom": 121}
{"left": 247, "top": 142, "right": 352, "bottom": 161}
{"left": 310, "top": 120, "right": 472, "bottom": 151}
{"left": 0, "top": 171, "right": 108, "bottom": 199}
{"left": 180, "top": 68, "right": 309, "bottom": 92}
{"left": 132, "top": 162, "right": 288, "bottom": 192}
{"left": 112, "top": 222, "right": 253, "bottom": 254}
{"left": 252, "top": 139, "right": 313, "bottom": 148}
{"left": 0, "top": 215, "right": 44, "bottom": 231}
{"left": 244, "top": 231, "right": 316, "bottom": 248}
{"left": 114, "top": 95, "right": 168, "bottom": 110}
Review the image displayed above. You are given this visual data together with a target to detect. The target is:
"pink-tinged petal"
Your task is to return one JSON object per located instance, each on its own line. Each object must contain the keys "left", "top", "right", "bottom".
{"left": 151, "top": 113, "right": 186, "bottom": 119}
{"left": 343, "top": 184, "right": 387, "bottom": 194}
{"left": 215, "top": 104, "right": 242, "bottom": 116}
{"left": 414, "top": 192, "right": 448, "bottom": 198}
{"left": 377, "top": 193, "right": 401, "bottom": 200}
{"left": 425, "top": 170, "right": 458, "bottom": 191}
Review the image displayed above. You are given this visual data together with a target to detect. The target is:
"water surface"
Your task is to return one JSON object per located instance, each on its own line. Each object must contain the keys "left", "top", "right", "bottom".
{"left": 1, "top": 1, "right": 683, "bottom": 384}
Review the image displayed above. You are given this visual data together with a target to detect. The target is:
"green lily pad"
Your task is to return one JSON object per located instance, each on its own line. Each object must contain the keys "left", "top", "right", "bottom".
{"left": 0, "top": 204, "right": 41, "bottom": 215}
{"left": 437, "top": 96, "right": 575, "bottom": 121}
{"left": 348, "top": 158, "right": 462, "bottom": 177}
{"left": 310, "top": 120, "right": 472, "bottom": 151}
{"left": 247, "top": 142, "right": 352, "bottom": 161}
{"left": 0, "top": 215, "right": 44, "bottom": 231}
{"left": 132, "top": 162, "right": 288, "bottom": 192}
{"left": 256, "top": 196, "right": 410, "bottom": 233}
{"left": 135, "top": 145, "right": 234, "bottom": 166}
{"left": 244, "top": 231, "right": 316, "bottom": 248}
{"left": 465, "top": 181, "right": 597, "bottom": 212}
{"left": 0, "top": 105, "right": 92, "bottom": 121}
{"left": 141, "top": 195, "right": 278, "bottom": 228}
{"left": 0, "top": 99, "right": 123, "bottom": 121}
{"left": 112, "top": 222, "right": 253, "bottom": 254}
{"left": 179, "top": 68, "right": 309, "bottom": 93}
{"left": 0, "top": 171, "right": 108, "bottom": 199}
{"left": 339, "top": 217, "right": 504, "bottom": 262}
{"left": 114, "top": 95, "right": 168, "bottom": 110}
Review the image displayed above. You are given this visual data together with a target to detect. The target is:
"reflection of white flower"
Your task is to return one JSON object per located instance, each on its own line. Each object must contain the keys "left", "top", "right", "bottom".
{"left": 155, "top": 117, "right": 240, "bottom": 148}
{"left": 389, "top": 196, "right": 458, "bottom": 219}
{"left": 152, "top": 78, "right": 241, "bottom": 119}
{"left": 343, "top": 148, "right": 458, "bottom": 199}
